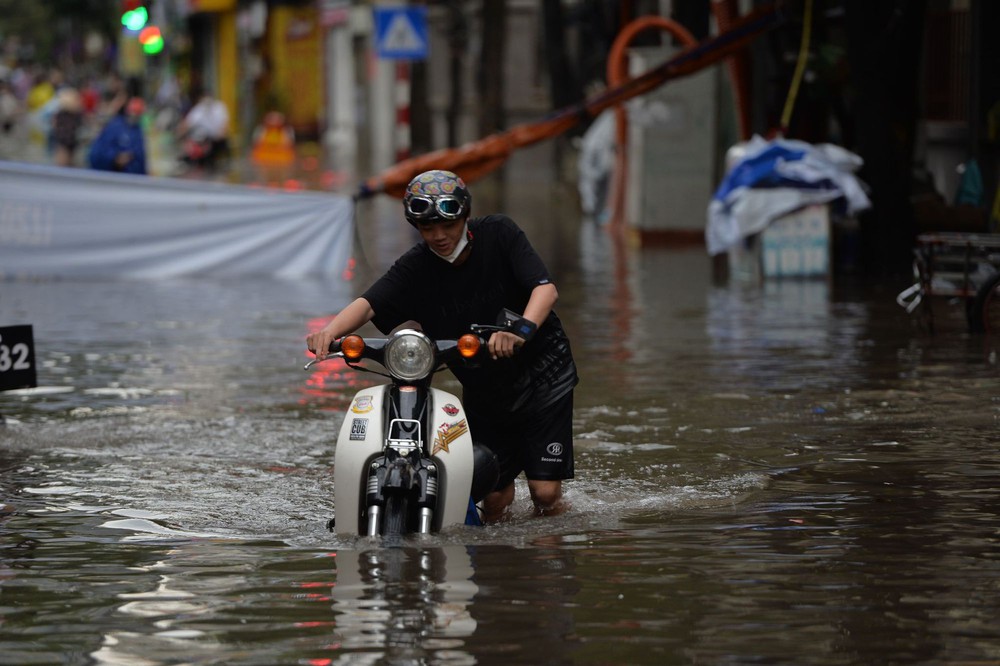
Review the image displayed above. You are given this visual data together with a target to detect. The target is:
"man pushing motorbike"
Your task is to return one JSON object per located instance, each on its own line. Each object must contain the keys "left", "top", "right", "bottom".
{"left": 307, "top": 169, "right": 578, "bottom": 523}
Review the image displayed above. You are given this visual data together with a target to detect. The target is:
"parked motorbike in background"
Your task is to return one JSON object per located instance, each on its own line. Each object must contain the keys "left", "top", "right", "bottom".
{"left": 306, "top": 326, "right": 501, "bottom": 537}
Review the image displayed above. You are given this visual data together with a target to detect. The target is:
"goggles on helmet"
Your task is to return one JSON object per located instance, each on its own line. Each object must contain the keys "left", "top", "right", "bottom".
{"left": 405, "top": 195, "right": 466, "bottom": 221}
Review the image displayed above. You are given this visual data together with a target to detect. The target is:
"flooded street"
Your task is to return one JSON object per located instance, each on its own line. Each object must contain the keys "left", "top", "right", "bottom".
{"left": 3, "top": 165, "right": 1000, "bottom": 664}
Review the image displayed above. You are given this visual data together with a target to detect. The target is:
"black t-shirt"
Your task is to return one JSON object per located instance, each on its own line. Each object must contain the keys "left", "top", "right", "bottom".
{"left": 362, "top": 214, "right": 578, "bottom": 413}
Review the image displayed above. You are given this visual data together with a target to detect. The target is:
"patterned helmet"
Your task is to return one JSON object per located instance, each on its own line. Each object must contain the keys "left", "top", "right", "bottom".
{"left": 403, "top": 170, "right": 471, "bottom": 227}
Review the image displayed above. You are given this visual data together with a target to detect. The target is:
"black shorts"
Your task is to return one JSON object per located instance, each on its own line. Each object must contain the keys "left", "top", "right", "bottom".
{"left": 466, "top": 391, "right": 574, "bottom": 490}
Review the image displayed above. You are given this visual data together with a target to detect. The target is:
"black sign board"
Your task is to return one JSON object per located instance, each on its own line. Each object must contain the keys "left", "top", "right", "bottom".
{"left": 0, "top": 325, "right": 37, "bottom": 391}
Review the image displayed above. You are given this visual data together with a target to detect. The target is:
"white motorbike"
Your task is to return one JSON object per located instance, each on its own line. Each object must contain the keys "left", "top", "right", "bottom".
{"left": 306, "top": 326, "right": 502, "bottom": 537}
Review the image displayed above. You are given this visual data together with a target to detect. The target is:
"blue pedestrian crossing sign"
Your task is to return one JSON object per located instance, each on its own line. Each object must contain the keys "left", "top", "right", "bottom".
{"left": 373, "top": 6, "right": 429, "bottom": 60}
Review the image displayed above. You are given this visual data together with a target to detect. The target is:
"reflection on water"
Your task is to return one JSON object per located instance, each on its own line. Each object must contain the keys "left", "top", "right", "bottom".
{"left": 331, "top": 546, "right": 478, "bottom": 663}
{"left": 3, "top": 207, "right": 1000, "bottom": 663}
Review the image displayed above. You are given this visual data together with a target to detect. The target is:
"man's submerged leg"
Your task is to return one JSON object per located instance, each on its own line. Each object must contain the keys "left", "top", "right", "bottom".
{"left": 483, "top": 482, "right": 516, "bottom": 524}
{"left": 528, "top": 479, "right": 566, "bottom": 517}
{"left": 482, "top": 479, "right": 566, "bottom": 522}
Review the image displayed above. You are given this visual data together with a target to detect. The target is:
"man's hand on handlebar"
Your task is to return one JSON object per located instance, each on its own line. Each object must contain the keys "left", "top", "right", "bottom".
{"left": 306, "top": 329, "right": 337, "bottom": 361}
{"left": 488, "top": 331, "right": 524, "bottom": 360}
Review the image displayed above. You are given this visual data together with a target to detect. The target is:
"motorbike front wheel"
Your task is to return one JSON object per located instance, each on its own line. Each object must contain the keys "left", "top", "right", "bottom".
{"left": 382, "top": 494, "right": 409, "bottom": 536}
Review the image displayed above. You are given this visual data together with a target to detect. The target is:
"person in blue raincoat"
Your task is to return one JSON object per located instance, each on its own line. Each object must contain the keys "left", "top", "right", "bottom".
{"left": 88, "top": 97, "right": 147, "bottom": 175}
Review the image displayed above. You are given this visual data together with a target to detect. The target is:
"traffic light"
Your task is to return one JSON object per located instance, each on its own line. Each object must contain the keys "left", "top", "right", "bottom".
{"left": 121, "top": 1, "right": 148, "bottom": 32}
{"left": 138, "top": 26, "right": 164, "bottom": 55}
{"left": 120, "top": 1, "right": 164, "bottom": 57}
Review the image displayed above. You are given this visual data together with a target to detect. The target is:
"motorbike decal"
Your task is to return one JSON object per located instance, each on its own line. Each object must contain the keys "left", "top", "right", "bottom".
{"left": 432, "top": 419, "right": 468, "bottom": 456}
{"left": 349, "top": 418, "right": 368, "bottom": 441}
{"left": 442, "top": 403, "right": 459, "bottom": 416}
{"left": 351, "top": 395, "right": 374, "bottom": 413}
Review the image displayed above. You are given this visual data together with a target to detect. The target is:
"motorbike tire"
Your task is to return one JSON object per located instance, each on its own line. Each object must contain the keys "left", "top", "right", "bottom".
{"left": 382, "top": 494, "right": 409, "bottom": 536}
{"left": 968, "top": 270, "right": 1000, "bottom": 333}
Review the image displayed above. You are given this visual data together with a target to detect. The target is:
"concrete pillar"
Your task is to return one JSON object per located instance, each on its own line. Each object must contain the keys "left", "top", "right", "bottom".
{"left": 393, "top": 61, "right": 411, "bottom": 162}
{"left": 371, "top": 56, "right": 396, "bottom": 172}
{"left": 324, "top": 14, "right": 357, "bottom": 169}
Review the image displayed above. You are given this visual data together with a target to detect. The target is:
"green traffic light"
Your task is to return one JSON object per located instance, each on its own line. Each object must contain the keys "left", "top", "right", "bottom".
{"left": 140, "top": 26, "right": 164, "bottom": 55}
{"left": 142, "top": 37, "right": 164, "bottom": 55}
{"left": 122, "top": 7, "right": 148, "bottom": 32}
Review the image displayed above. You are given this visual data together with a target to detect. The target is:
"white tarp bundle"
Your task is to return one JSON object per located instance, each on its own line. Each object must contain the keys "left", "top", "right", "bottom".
{"left": 705, "top": 136, "right": 871, "bottom": 256}
{"left": 0, "top": 161, "right": 354, "bottom": 279}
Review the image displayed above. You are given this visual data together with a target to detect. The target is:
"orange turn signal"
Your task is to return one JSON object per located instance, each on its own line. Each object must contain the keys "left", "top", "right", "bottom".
{"left": 340, "top": 335, "right": 365, "bottom": 360}
{"left": 457, "top": 334, "right": 481, "bottom": 358}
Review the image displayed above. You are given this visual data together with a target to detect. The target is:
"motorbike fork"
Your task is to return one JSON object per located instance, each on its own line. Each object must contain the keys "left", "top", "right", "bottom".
{"left": 364, "top": 448, "right": 439, "bottom": 535}
{"left": 365, "top": 386, "right": 438, "bottom": 536}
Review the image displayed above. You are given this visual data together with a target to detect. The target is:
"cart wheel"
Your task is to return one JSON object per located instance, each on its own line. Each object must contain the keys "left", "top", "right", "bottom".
{"left": 968, "top": 271, "right": 1000, "bottom": 333}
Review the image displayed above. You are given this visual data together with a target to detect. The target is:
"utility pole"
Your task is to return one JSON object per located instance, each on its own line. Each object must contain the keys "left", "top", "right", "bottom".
{"left": 445, "top": 1, "right": 468, "bottom": 147}
{"left": 542, "top": 0, "right": 582, "bottom": 114}
{"left": 410, "top": 0, "right": 431, "bottom": 154}
{"left": 477, "top": 0, "right": 506, "bottom": 137}
{"left": 542, "top": 0, "right": 582, "bottom": 179}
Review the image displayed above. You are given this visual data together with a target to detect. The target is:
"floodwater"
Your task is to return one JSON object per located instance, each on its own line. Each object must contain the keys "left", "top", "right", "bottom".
{"left": 3, "top": 168, "right": 1000, "bottom": 665}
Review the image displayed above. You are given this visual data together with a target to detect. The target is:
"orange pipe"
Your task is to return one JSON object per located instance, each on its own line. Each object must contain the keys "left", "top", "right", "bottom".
{"left": 606, "top": 17, "right": 698, "bottom": 234}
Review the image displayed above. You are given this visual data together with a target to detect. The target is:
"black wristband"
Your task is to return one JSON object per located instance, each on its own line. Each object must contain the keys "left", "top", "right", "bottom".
{"left": 510, "top": 317, "right": 537, "bottom": 341}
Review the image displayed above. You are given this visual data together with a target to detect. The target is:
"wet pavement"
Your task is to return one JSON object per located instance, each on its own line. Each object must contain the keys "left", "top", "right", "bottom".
{"left": 2, "top": 136, "right": 1000, "bottom": 664}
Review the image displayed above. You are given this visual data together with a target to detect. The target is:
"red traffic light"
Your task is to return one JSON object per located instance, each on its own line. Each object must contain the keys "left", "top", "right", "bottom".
{"left": 139, "top": 26, "right": 164, "bottom": 54}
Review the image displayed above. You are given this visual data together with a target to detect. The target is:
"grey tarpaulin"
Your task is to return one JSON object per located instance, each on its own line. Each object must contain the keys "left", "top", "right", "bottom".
{"left": 0, "top": 161, "right": 354, "bottom": 279}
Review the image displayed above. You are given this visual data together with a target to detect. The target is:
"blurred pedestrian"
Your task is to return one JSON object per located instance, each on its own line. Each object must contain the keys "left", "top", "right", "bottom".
{"left": 52, "top": 87, "right": 84, "bottom": 167}
{"left": 0, "top": 78, "right": 21, "bottom": 159}
{"left": 100, "top": 72, "right": 126, "bottom": 115}
{"left": 176, "top": 85, "right": 230, "bottom": 168}
{"left": 250, "top": 111, "right": 295, "bottom": 165}
{"left": 88, "top": 97, "right": 147, "bottom": 175}
{"left": 0, "top": 78, "right": 19, "bottom": 135}
{"left": 80, "top": 77, "right": 101, "bottom": 117}
{"left": 153, "top": 70, "right": 182, "bottom": 132}
{"left": 26, "top": 67, "right": 57, "bottom": 113}
{"left": 26, "top": 67, "right": 58, "bottom": 149}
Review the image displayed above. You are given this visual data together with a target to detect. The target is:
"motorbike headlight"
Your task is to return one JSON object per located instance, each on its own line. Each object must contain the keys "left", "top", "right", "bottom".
{"left": 384, "top": 330, "right": 436, "bottom": 381}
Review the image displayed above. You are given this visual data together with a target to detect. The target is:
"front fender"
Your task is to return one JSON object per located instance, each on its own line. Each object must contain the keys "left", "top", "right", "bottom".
{"left": 333, "top": 386, "right": 387, "bottom": 536}
{"left": 428, "top": 387, "right": 475, "bottom": 529}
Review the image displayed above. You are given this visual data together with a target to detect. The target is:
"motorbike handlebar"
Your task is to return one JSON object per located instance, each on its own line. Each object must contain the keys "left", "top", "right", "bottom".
{"left": 469, "top": 323, "right": 507, "bottom": 336}
{"left": 305, "top": 328, "right": 507, "bottom": 372}
{"left": 303, "top": 338, "right": 344, "bottom": 370}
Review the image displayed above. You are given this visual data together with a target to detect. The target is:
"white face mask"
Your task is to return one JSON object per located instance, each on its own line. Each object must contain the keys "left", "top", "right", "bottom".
{"left": 430, "top": 223, "right": 470, "bottom": 263}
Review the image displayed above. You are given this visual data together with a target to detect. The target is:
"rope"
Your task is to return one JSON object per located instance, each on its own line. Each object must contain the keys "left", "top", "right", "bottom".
{"left": 779, "top": 0, "right": 813, "bottom": 134}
